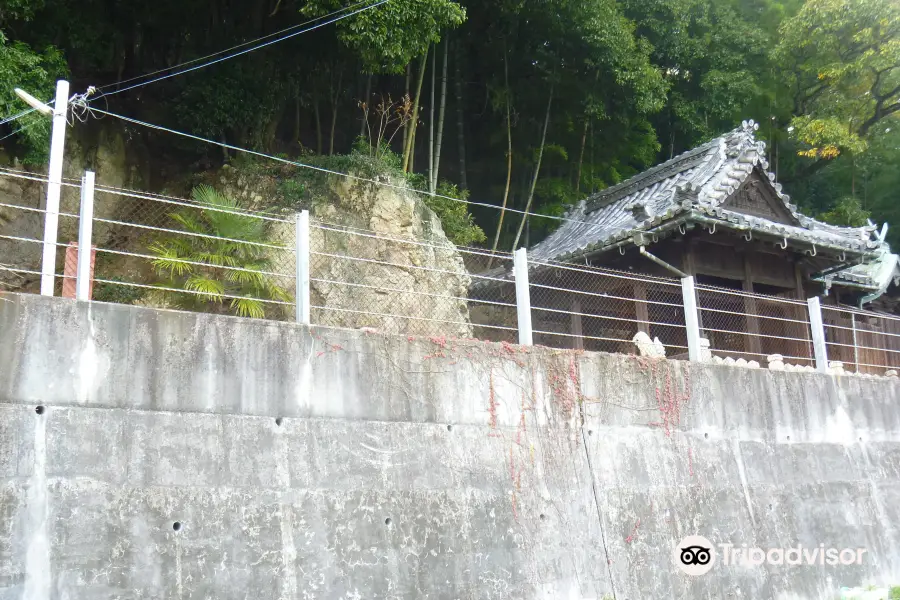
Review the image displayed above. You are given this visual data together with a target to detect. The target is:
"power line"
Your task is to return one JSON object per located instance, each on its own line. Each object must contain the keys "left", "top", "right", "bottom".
{"left": 94, "top": 0, "right": 388, "bottom": 98}
{"left": 0, "top": 107, "right": 37, "bottom": 128}
{"left": 80, "top": 105, "right": 587, "bottom": 229}
{"left": 95, "top": 0, "right": 374, "bottom": 93}
{"left": 0, "top": 121, "right": 40, "bottom": 143}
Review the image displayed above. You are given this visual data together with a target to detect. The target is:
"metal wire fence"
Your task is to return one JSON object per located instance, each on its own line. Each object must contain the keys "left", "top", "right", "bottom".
{"left": 87, "top": 185, "right": 296, "bottom": 320}
{"left": 528, "top": 260, "right": 689, "bottom": 357}
{"left": 821, "top": 305, "right": 900, "bottom": 375}
{"left": 696, "top": 283, "right": 814, "bottom": 367}
{"left": 0, "top": 167, "right": 79, "bottom": 296}
{"left": 3, "top": 168, "right": 900, "bottom": 376}
{"left": 309, "top": 221, "right": 517, "bottom": 339}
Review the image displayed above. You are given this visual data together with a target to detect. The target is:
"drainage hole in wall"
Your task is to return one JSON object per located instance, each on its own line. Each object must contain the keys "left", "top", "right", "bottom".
{"left": 539, "top": 514, "right": 546, "bottom": 521}
{"left": 384, "top": 518, "right": 392, "bottom": 526}
{"left": 587, "top": 430, "right": 593, "bottom": 436}
{"left": 35, "top": 406, "right": 45, "bottom": 415}
{"left": 172, "top": 522, "right": 182, "bottom": 531}
{"left": 447, "top": 424, "right": 453, "bottom": 432}
{"left": 786, "top": 436, "right": 791, "bottom": 441}
{"left": 859, "top": 437, "right": 863, "bottom": 442}
{"left": 275, "top": 417, "right": 283, "bottom": 426}
{"left": 704, "top": 433, "right": 709, "bottom": 439}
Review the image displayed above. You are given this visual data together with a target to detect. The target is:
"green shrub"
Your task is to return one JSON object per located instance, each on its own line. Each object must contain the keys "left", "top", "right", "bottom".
{"left": 148, "top": 185, "right": 291, "bottom": 319}
{"left": 275, "top": 141, "right": 486, "bottom": 246}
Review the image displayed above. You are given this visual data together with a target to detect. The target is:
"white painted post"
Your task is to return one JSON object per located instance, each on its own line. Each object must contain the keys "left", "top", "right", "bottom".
{"left": 295, "top": 210, "right": 310, "bottom": 325}
{"left": 40, "top": 80, "right": 70, "bottom": 296}
{"left": 807, "top": 296, "right": 829, "bottom": 373}
{"left": 681, "top": 276, "right": 702, "bottom": 362}
{"left": 75, "top": 171, "right": 95, "bottom": 301}
{"left": 513, "top": 248, "right": 533, "bottom": 346}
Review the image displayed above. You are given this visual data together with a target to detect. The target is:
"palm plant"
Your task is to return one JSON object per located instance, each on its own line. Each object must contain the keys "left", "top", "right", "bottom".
{"left": 148, "top": 185, "right": 290, "bottom": 319}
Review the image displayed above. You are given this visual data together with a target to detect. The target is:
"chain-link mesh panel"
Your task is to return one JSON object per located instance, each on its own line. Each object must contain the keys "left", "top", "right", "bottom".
{"left": 309, "top": 222, "right": 483, "bottom": 338}
{"left": 528, "top": 261, "right": 688, "bottom": 358}
{"left": 89, "top": 186, "right": 296, "bottom": 320}
{"left": 696, "top": 284, "right": 813, "bottom": 366}
{"left": 464, "top": 249, "right": 518, "bottom": 344}
{"left": 822, "top": 305, "right": 900, "bottom": 375}
{"left": 0, "top": 169, "right": 69, "bottom": 294}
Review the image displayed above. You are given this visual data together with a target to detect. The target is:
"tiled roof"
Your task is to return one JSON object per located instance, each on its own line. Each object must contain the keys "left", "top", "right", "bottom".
{"left": 528, "top": 120, "right": 886, "bottom": 264}
{"left": 817, "top": 230, "right": 900, "bottom": 295}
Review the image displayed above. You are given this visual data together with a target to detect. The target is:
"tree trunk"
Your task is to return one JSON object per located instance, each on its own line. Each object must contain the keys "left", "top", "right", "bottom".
{"left": 454, "top": 40, "right": 468, "bottom": 191}
{"left": 329, "top": 68, "right": 343, "bottom": 155}
{"left": 589, "top": 118, "right": 594, "bottom": 193}
{"left": 403, "top": 48, "right": 429, "bottom": 173}
{"left": 432, "top": 40, "right": 449, "bottom": 194}
{"left": 220, "top": 133, "right": 230, "bottom": 161}
{"left": 489, "top": 48, "right": 513, "bottom": 265}
{"left": 575, "top": 117, "right": 589, "bottom": 193}
{"left": 428, "top": 44, "right": 436, "bottom": 193}
{"left": 360, "top": 73, "right": 372, "bottom": 138}
{"left": 409, "top": 124, "right": 417, "bottom": 172}
{"left": 402, "top": 63, "right": 411, "bottom": 154}
{"left": 511, "top": 85, "right": 553, "bottom": 252}
{"left": 294, "top": 85, "right": 301, "bottom": 144}
{"left": 313, "top": 90, "right": 322, "bottom": 155}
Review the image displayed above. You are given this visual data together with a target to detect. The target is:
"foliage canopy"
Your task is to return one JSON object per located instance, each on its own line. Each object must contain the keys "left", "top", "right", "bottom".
{"left": 0, "top": 0, "right": 898, "bottom": 246}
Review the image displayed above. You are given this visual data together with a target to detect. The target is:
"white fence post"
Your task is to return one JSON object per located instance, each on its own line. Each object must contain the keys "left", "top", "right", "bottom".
{"left": 295, "top": 210, "right": 311, "bottom": 325}
{"left": 681, "top": 276, "right": 702, "bottom": 362}
{"left": 807, "top": 296, "right": 829, "bottom": 373}
{"left": 513, "top": 248, "right": 533, "bottom": 346}
{"left": 40, "top": 79, "right": 70, "bottom": 296}
{"left": 75, "top": 171, "right": 95, "bottom": 301}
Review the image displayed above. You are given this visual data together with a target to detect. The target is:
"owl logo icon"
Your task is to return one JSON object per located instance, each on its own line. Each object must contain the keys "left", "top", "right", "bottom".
{"left": 674, "top": 536, "right": 716, "bottom": 576}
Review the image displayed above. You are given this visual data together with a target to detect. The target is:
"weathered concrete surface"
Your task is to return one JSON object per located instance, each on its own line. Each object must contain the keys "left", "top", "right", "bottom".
{"left": 1, "top": 293, "right": 899, "bottom": 599}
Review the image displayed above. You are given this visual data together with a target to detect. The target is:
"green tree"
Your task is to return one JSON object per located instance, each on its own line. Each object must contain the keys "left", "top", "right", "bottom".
{"left": 148, "top": 185, "right": 291, "bottom": 319}
{"left": 0, "top": 0, "right": 66, "bottom": 164}
{"left": 775, "top": 0, "right": 900, "bottom": 163}
{"left": 302, "top": 0, "right": 466, "bottom": 75}
{"left": 623, "top": 0, "right": 771, "bottom": 157}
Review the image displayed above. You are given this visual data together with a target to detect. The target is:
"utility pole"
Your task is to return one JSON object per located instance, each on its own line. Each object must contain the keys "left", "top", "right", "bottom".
{"left": 17, "top": 80, "right": 70, "bottom": 296}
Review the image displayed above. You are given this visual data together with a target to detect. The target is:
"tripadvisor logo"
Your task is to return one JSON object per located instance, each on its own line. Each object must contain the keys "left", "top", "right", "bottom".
{"left": 673, "top": 536, "right": 868, "bottom": 576}
{"left": 674, "top": 535, "right": 716, "bottom": 576}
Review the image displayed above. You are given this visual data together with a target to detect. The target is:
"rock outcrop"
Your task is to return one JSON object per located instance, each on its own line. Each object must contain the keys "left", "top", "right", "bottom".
{"left": 218, "top": 166, "right": 473, "bottom": 337}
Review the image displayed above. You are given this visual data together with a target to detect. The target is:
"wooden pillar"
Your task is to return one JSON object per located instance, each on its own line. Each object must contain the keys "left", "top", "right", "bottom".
{"left": 681, "top": 239, "right": 704, "bottom": 331}
{"left": 743, "top": 254, "right": 762, "bottom": 355}
{"left": 794, "top": 262, "right": 813, "bottom": 362}
{"left": 570, "top": 296, "right": 584, "bottom": 351}
{"left": 634, "top": 281, "right": 650, "bottom": 335}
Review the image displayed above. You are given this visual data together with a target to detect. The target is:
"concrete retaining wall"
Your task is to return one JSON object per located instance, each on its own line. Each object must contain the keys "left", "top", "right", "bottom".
{"left": 1, "top": 293, "right": 899, "bottom": 599}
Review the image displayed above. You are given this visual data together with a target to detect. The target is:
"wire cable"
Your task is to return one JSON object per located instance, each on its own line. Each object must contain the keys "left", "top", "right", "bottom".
{"left": 0, "top": 107, "right": 37, "bottom": 128}
{"left": 0, "top": 120, "right": 40, "bottom": 144}
{"left": 93, "top": 0, "right": 388, "bottom": 98}
{"left": 95, "top": 0, "right": 375, "bottom": 94}
{"left": 80, "top": 105, "right": 588, "bottom": 229}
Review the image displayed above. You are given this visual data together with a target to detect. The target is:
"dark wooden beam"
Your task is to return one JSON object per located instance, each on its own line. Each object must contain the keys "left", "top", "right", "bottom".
{"left": 743, "top": 253, "right": 762, "bottom": 355}
{"left": 570, "top": 296, "right": 584, "bottom": 351}
{"left": 634, "top": 281, "right": 650, "bottom": 334}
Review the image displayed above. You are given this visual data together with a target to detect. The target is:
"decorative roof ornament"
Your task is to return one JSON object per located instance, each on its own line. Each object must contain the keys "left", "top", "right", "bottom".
{"left": 628, "top": 199, "right": 655, "bottom": 222}
{"left": 524, "top": 118, "right": 895, "bottom": 287}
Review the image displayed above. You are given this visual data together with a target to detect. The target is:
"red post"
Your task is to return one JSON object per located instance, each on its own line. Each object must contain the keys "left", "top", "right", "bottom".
{"left": 62, "top": 241, "right": 96, "bottom": 299}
